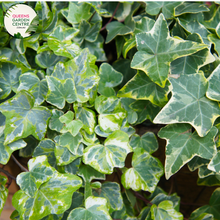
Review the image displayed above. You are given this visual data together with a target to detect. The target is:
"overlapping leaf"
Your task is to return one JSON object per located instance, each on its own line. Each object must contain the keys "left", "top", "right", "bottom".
{"left": 154, "top": 73, "right": 220, "bottom": 137}
{"left": 131, "top": 14, "right": 206, "bottom": 87}
{"left": 13, "top": 156, "right": 82, "bottom": 220}
{"left": 83, "top": 130, "right": 132, "bottom": 174}
{"left": 67, "top": 196, "right": 111, "bottom": 220}
{"left": 0, "top": 174, "right": 8, "bottom": 215}
{"left": 118, "top": 71, "right": 170, "bottom": 107}
{"left": 158, "top": 124, "right": 218, "bottom": 179}
{"left": 0, "top": 90, "right": 51, "bottom": 145}
{"left": 121, "top": 148, "right": 164, "bottom": 192}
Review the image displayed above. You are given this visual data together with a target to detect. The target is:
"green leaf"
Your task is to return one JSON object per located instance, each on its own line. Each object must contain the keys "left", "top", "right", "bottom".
{"left": 33, "top": 139, "right": 57, "bottom": 168}
{"left": 203, "top": 7, "right": 220, "bottom": 31}
{"left": 0, "top": 132, "right": 26, "bottom": 164}
{"left": 106, "top": 21, "right": 133, "bottom": 44}
{"left": 190, "top": 188, "right": 220, "bottom": 220}
{"left": 49, "top": 109, "right": 64, "bottom": 132}
{"left": 118, "top": 71, "right": 170, "bottom": 107}
{"left": 131, "top": 14, "right": 206, "bottom": 87}
{"left": 208, "top": 151, "right": 220, "bottom": 173}
{"left": 206, "top": 64, "right": 220, "bottom": 102}
{"left": 46, "top": 76, "right": 77, "bottom": 109}
{"left": 158, "top": 124, "right": 218, "bottom": 179}
{"left": 170, "top": 34, "right": 215, "bottom": 75}
{"left": 98, "top": 63, "right": 123, "bottom": 97}
{"left": 190, "top": 213, "right": 214, "bottom": 220}
{"left": 83, "top": 130, "right": 132, "bottom": 174}
{"left": 0, "top": 63, "right": 22, "bottom": 99}
{"left": 174, "top": 3, "right": 209, "bottom": 16}
{"left": 62, "top": 2, "right": 92, "bottom": 25}
{"left": 0, "top": 90, "right": 51, "bottom": 145}
{"left": 151, "top": 200, "right": 183, "bottom": 220}
{"left": 18, "top": 72, "right": 48, "bottom": 106}
{"left": 0, "top": 174, "right": 8, "bottom": 215}
{"left": 17, "top": 156, "right": 54, "bottom": 197}
{"left": 121, "top": 148, "right": 164, "bottom": 192}
{"left": 75, "top": 106, "right": 96, "bottom": 135}
{"left": 93, "top": 182, "right": 123, "bottom": 213}
{"left": 67, "top": 196, "right": 111, "bottom": 220}
{"left": 208, "top": 34, "right": 220, "bottom": 56}
{"left": 63, "top": 158, "right": 81, "bottom": 175}
{"left": 129, "top": 131, "right": 158, "bottom": 153}
{"left": 154, "top": 73, "right": 220, "bottom": 137}
{"left": 12, "top": 156, "right": 82, "bottom": 220}
{"left": 145, "top": 2, "right": 182, "bottom": 19}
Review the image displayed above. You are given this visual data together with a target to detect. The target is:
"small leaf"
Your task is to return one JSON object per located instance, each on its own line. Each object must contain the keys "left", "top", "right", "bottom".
{"left": 49, "top": 109, "right": 64, "bottom": 132}
{"left": 13, "top": 156, "right": 82, "bottom": 220}
{"left": 0, "top": 174, "right": 8, "bottom": 215}
{"left": 159, "top": 124, "right": 217, "bottom": 179}
{"left": 67, "top": 196, "right": 111, "bottom": 220}
{"left": 83, "top": 130, "right": 132, "bottom": 174}
{"left": 121, "top": 148, "right": 164, "bottom": 192}
{"left": 98, "top": 63, "right": 123, "bottom": 97}
{"left": 154, "top": 73, "right": 220, "bottom": 137}
{"left": 131, "top": 14, "right": 206, "bottom": 87}
{"left": 0, "top": 90, "right": 51, "bottom": 145}
{"left": 208, "top": 151, "right": 220, "bottom": 173}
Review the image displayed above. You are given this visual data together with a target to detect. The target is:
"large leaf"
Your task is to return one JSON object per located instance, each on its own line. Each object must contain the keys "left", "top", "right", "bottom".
{"left": 118, "top": 71, "right": 170, "bottom": 107}
{"left": 158, "top": 124, "right": 218, "bottom": 179}
{"left": 121, "top": 148, "right": 164, "bottom": 192}
{"left": 98, "top": 63, "right": 123, "bottom": 97}
{"left": 150, "top": 200, "right": 183, "bottom": 220}
{"left": 0, "top": 62, "right": 22, "bottom": 99}
{"left": 0, "top": 90, "right": 51, "bottom": 145}
{"left": 18, "top": 72, "right": 48, "bottom": 106}
{"left": 190, "top": 188, "right": 220, "bottom": 220}
{"left": 206, "top": 64, "right": 220, "bottom": 102}
{"left": 93, "top": 182, "right": 123, "bottom": 213}
{"left": 131, "top": 14, "right": 206, "bottom": 87}
{"left": 67, "top": 196, "right": 111, "bottom": 220}
{"left": 0, "top": 174, "right": 8, "bottom": 215}
{"left": 154, "top": 73, "right": 220, "bottom": 137}
{"left": 83, "top": 130, "right": 132, "bottom": 174}
{"left": 12, "top": 156, "right": 82, "bottom": 220}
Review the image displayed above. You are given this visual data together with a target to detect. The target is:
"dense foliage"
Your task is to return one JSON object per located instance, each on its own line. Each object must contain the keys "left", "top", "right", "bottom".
{"left": 1, "top": 1, "right": 220, "bottom": 219}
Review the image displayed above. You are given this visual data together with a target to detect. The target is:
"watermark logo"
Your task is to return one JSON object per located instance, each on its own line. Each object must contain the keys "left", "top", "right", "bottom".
{"left": 4, "top": 4, "right": 38, "bottom": 38}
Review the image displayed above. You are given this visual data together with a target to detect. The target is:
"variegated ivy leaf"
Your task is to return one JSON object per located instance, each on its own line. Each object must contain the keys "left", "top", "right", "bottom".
{"left": 190, "top": 213, "right": 214, "bottom": 220}
{"left": 17, "top": 156, "right": 54, "bottom": 197}
{"left": 150, "top": 200, "right": 183, "bottom": 220}
{"left": 49, "top": 109, "right": 64, "bottom": 132}
{"left": 206, "top": 64, "right": 220, "bottom": 102}
{"left": 0, "top": 90, "right": 51, "bottom": 145}
{"left": 78, "top": 164, "right": 105, "bottom": 198}
{"left": 154, "top": 73, "right": 220, "bottom": 137}
{"left": 48, "top": 25, "right": 80, "bottom": 59}
{"left": 145, "top": 2, "right": 181, "bottom": 19}
{"left": 93, "top": 182, "right": 123, "bottom": 213}
{"left": 18, "top": 72, "right": 48, "bottom": 106}
{"left": 83, "top": 130, "right": 132, "bottom": 174}
{"left": 158, "top": 124, "right": 218, "bottom": 179}
{"left": 98, "top": 63, "right": 123, "bottom": 97}
{"left": 170, "top": 34, "right": 215, "bottom": 75}
{"left": 121, "top": 148, "right": 164, "bottom": 193}
{"left": 67, "top": 196, "right": 111, "bottom": 220}
{"left": 0, "top": 62, "right": 22, "bottom": 99}
{"left": 13, "top": 156, "right": 82, "bottom": 220}
{"left": 131, "top": 14, "right": 206, "bottom": 87}
{"left": 33, "top": 139, "right": 57, "bottom": 168}
{"left": 208, "top": 151, "right": 220, "bottom": 173}
{"left": 118, "top": 71, "right": 170, "bottom": 107}
{"left": 0, "top": 132, "right": 26, "bottom": 164}
{"left": 75, "top": 106, "right": 96, "bottom": 135}
{"left": 190, "top": 188, "right": 220, "bottom": 220}
{"left": 129, "top": 131, "right": 158, "bottom": 153}
{"left": 203, "top": 7, "right": 220, "bottom": 33}
{"left": 0, "top": 174, "right": 8, "bottom": 215}
{"left": 208, "top": 34, "right": 220, "bottom": 56}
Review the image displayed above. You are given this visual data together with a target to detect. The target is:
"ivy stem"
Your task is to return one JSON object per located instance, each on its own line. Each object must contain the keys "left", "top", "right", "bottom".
{"left": 89, "top": 11, "right": 96, "bottom": 23}
{"left": 11, "top": 154, "right": 29, "bottom": 172}
{"left": 0, "top": 167, "right": 16, "bottom": 181}
{"left": 132, "top": 191, "right": 153, "bottom": 206}
{"left": 100, "top": 2, "right": 120, "bottom": 31}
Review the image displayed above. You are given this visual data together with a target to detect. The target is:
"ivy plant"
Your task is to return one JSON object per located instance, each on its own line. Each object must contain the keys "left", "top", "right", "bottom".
{"left": 0, "top": 1, "right": 220, "bottom": 220}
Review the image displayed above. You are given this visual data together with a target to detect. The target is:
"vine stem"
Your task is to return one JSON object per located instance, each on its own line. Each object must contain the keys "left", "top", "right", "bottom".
{"left": 132, "top": 191, "right": 153, "bottom": 206}
{"left": 11, "top": 154, "right": 29, "bottom": 172}
{"left": 0, "top": 167, "right": 16, "bottom": 181}
{"left": 100, "top": 2, "right": 120, "bottom": 31}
